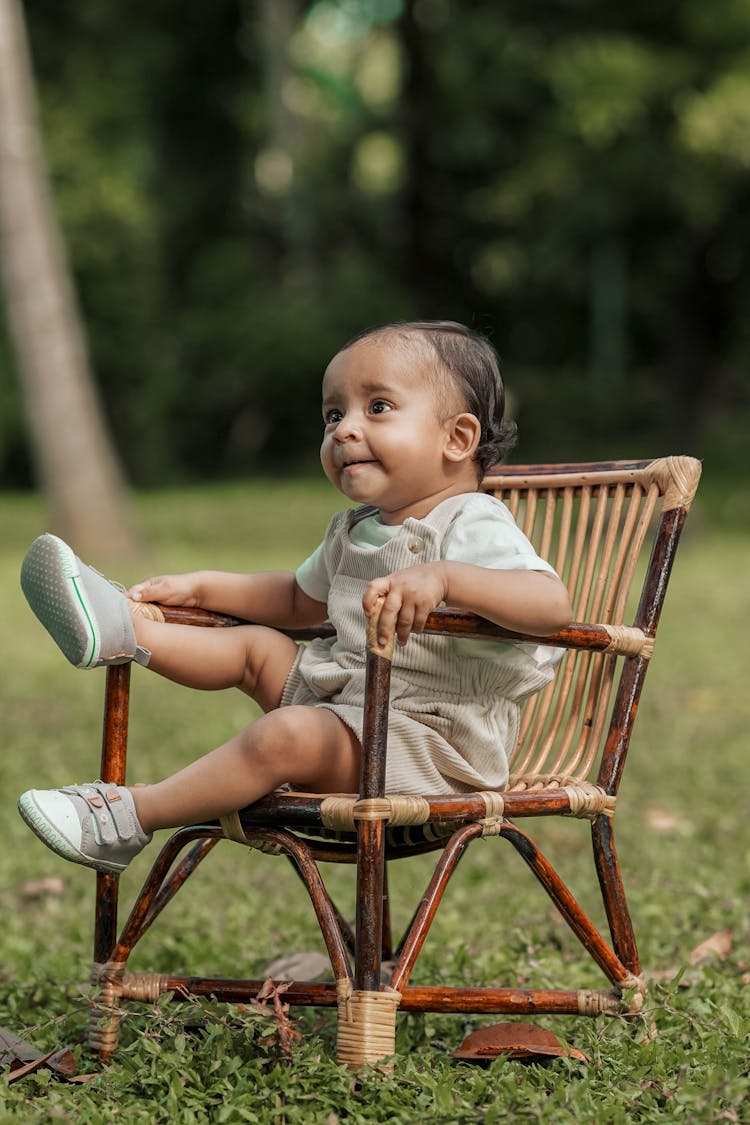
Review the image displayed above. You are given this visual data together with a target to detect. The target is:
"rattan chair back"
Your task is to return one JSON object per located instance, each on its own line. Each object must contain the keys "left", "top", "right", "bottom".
{"left": 481, "top": 457, "right": 700, "bottom": 790}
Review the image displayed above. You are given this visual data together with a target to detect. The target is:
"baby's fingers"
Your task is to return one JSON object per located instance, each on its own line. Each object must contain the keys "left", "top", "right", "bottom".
{"left": 128, "top": 576, "right": 173, "bottom": 603}
{"left": 375, "top": 592, "right": 409, "bottom": 648}
{"left": 395, "top": 605, "right": 417, "bottom": 647}
{"left": 362, "top": 577, "right": 390, "bottom": 616}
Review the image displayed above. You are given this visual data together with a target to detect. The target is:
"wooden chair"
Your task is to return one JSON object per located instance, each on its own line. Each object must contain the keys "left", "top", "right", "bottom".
{"left": 87, "top": 456, "right": 701, "bottom": 1067}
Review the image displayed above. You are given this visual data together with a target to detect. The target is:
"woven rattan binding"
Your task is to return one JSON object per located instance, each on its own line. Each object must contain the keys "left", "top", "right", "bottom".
{"left": 336, "top": 979, "right": 402, "bottom": 1068}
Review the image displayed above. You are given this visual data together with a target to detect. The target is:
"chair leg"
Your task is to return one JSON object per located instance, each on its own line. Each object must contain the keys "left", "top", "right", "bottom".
{"left": 339, "top": 639, "right": 401, "bottom": 1068}
{"left": 91, "top": 871, "right": 125, "bottom": 1059}
{"left": 501, "top": 821, "right": 643, "bottom": 996}
{"left": 89, "top": 664, "right": 132, "bottom": 1057}
{"left": 592, "top": 815, "right": 641, "bottom": 975}
{"left": 285, "top": 851, "right": 392, "bottom": 962}
{"left": 93, "top": 665, "right": 133, "bottom": 959}
{"left": 381, "top": 864, "right": 393, "bottom": 962}
{"left": 87, "top": 961, "right": 125, "bottom": 1060}
{"left": 139, "top": 838, "right": 220, "bottom": 937}
{"left": 390, "top": 824, "right": 481, "bottom": 992}
{"left": 112, "top": 828, "right": 224, "bottom": 963}
{"left": 286, "top": 852, "right": 357, "bottom": 958}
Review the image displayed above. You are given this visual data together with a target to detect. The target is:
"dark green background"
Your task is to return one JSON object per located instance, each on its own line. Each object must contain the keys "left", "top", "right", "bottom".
{"left": 2, "top": 0, "right": 748, "bottom": 486}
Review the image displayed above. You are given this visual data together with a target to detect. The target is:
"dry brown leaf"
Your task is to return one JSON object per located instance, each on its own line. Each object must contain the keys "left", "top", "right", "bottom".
{"left": 253, "top": 979, "right": 303, "bottom": 1059}
{"left": 7, "top": 1048, "right": 59, "bottom": 1084}
{"left": 689, "top": 929, "right": 733, "bottom": 965}
{"left": 643, "top": 806, "right": 686, "bottom": 834}
{"left": 0, "top": 1026, "right": 94, "bottom": 1085}
{"left": 0, "top": 1027, "right": 76, "bottom": 1077}
{"left": 19, "top": 875, "right": 65, "bottom": 900}
{"left": 453, "top": 1022, "right": 589, "bottom": 1063}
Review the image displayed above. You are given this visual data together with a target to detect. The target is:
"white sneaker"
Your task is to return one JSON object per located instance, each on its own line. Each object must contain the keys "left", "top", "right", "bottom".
{"left": 20, "top": 534, "right": 150, "bottom": 668}
{"left": 18, "top": 782, "right": 152, "bottom": 874}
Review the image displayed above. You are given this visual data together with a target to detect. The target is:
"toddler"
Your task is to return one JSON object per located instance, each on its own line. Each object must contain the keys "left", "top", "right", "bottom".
{"left": 18, "top": 320, "right": 572, "bottom": 875}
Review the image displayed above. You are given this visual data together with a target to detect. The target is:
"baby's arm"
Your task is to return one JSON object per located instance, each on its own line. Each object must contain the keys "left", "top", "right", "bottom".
{"left": 363, "top": 562, "right": 572, "bottom": 647}
{"left": 129, "top": 570, "right": 327, "bottom": 629}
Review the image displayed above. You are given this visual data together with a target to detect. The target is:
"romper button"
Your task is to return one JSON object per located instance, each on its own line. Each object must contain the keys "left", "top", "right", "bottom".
{"left": 408, "top": 539, "right": 424, "bottom": 554}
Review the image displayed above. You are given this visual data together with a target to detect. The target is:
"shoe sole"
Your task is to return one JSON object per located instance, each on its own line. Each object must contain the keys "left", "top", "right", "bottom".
{"left": 20, "top": 535, "right": 101, "bottom": 668}
{"left": 17, "top": 792, "right": 124, "bottom": 875}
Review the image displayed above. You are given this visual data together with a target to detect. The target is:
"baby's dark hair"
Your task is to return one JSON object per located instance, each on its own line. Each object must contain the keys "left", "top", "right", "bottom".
{"left": 340, "top": 320, "right": 517, "bottom": 475}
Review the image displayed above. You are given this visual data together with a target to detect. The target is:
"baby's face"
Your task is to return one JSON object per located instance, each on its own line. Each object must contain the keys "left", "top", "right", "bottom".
{"left": 320, "top": 337, "right": 472, "bottom": 524}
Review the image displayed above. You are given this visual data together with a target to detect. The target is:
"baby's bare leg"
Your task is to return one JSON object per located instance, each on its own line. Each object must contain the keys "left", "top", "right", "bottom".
{"left": 131, "top": 614, "right": 298, "bottom": 713}
{"left": 131, "top": 706, "right": 360, "bottom": 832}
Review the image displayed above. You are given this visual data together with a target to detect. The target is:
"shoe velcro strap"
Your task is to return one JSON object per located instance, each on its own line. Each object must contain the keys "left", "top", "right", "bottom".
{"left": 64, "top": 783, "right": 137, "bottom": 844}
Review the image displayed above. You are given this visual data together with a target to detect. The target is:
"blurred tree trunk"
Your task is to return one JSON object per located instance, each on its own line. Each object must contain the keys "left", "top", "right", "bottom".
{"left": 0, "top": 0, "right": 138, "bottom": 557}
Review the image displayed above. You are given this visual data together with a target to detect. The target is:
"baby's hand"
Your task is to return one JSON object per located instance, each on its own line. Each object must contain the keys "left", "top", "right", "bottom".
{"left": 362, "top": 563, "right": 449, "bottom": 647}
{"left": 127, "top": 573, "right": 201, "bottom": 608}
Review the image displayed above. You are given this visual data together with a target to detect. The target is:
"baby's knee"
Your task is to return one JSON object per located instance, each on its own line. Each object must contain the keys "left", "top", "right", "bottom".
{"left": 240, "top": 706, "right": 310, "bottom": 766}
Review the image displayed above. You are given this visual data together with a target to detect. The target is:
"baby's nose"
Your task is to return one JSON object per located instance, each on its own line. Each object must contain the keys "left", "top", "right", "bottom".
{"left": 333, "top": 413, "right": 362, "bottom": 440}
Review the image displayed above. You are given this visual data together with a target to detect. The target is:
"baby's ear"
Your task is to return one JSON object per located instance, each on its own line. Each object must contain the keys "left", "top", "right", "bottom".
{"left": 444, "top": 413, "right": 481, "bottom": 462}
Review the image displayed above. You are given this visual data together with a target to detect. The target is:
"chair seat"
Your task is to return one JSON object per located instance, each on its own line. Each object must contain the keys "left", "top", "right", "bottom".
{"left": 218, "top": 777, "right": 616, "bottom": 857}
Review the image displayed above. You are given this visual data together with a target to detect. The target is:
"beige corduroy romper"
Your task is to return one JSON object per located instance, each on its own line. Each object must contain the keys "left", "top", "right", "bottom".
{"left": 280, "top": 493, "right": 557, "bottom": 795}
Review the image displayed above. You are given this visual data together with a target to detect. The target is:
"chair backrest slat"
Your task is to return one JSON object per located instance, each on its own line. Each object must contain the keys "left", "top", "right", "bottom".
{"left": 539, "top": 488, "right": 557, "bottom": 561}
{"left": 601, "top": 484, "right": 641, "bottom": 624}
{"left": 521, "top": 488, "right": 538, "bottom": 539}
{"left": 611, "top": 484, "right": 659, "bottom": 623}
{"left": 481, "top": 458, "right": 700, "bottom": 788}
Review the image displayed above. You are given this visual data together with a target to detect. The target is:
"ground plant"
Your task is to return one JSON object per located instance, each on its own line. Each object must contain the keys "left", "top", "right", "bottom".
{"left": 0, "top": 478, "right": 748, "bottom": 1123}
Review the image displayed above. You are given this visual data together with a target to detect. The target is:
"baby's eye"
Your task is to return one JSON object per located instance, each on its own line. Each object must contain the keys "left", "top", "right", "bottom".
{"left": 324, "top": 408, "right": 343, "bottom": 425}
{"left": 370, "top": 399, "right": 392, "bottom": 415}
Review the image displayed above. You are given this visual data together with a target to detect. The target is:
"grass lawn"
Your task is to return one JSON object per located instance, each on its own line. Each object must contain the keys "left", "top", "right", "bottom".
{"left": 0, "top": 477, "right": 748, "bottom": 1123}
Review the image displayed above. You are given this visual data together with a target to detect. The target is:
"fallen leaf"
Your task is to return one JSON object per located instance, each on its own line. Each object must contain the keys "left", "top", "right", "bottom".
{"left": 19, "top": 876, "right": 65, "bottom": 900}
{"left": 0, "top": 1027, "right": 76, "bottom": 1077}
{"left": 0, "top": 1026, "right": 94, "bottom": 1085}
{"left": 253, "top": 979, "right": 303, "bottom": 1060}
{"left": 689, "top": 930, "right": 733, "bottom": 965}
{"left": 453, "top": 1022, "right": 589, "bottom": 1063}
{"left": 8, "top": 1048, "right": 60, "bottom": 1084}
{"left": 643, "top": 806, "right": 687, "bottom": 834}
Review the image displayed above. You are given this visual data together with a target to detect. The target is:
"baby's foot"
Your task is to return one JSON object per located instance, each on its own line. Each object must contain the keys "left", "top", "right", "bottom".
{"left": 18, "top": 782, "right": 152, "bottom": 874}
{"left": 20, "top": 533, "right": 150, "bottom": 668}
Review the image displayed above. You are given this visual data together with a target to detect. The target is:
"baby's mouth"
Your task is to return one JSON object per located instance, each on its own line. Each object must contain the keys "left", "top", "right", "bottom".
{"left": 342, "top": 458, "right": 375, "bottom": 469}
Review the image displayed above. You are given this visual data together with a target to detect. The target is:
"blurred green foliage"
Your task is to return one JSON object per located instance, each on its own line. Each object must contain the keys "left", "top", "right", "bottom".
{"left": 1, "top": 0, "right": 749, "bottom": 486}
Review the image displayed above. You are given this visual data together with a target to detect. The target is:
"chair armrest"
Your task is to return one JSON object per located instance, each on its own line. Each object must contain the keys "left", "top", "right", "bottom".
{"left": 157, "top": 604, "right": 336, "bottom": 641}
{"left": 420, "top": 609, "right": 654, "bottom": 660}
{"left": 157, "top": 605, "right": 652, "bottom": 660}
